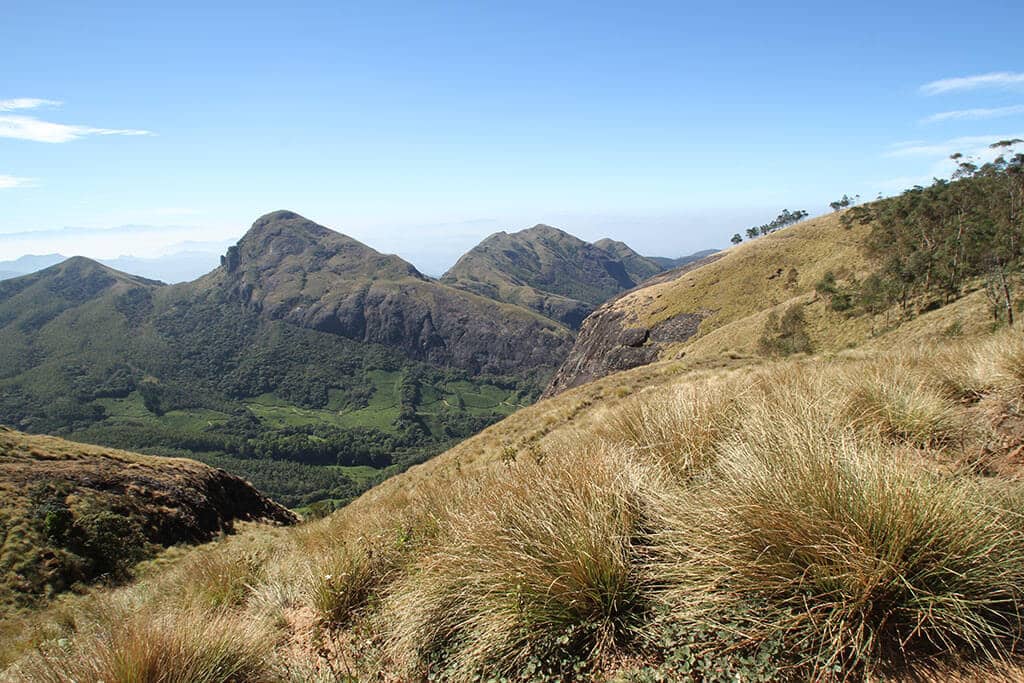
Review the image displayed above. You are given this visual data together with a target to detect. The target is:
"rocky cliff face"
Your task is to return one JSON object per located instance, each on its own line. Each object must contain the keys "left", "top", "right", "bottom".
{"left": 543, "top": 253, "right": 723, "bottom": 396}
{"left": 209, "top": 211, "right": 574, "bottom": 377}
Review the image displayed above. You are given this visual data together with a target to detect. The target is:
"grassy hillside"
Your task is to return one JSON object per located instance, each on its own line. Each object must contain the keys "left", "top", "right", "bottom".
{"left": 549, "top": 155, "right": 1023, "bottom": 395}
{"left": 548, "top": 222, "right": 990, "bottom": 394}
{"left": 6, "top": 163, "right": 1023, "bottom": 680}
{"left": 8, "top": 307, "right": 1024, "bottom": 680}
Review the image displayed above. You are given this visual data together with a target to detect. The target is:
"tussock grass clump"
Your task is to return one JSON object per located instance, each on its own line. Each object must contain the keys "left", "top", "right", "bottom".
{"left": 311, "top": 543, "right": 383, "bottom": 628}
{"left": 175, "top": 541, "right": 270, "bottom": 609}
{"left": 841, "top": 361, "right": 963, "bottom": 447}
{"left": 982, "top": 331, "right": 1024, "bottom": 403}
{"left": 382, "top": 446, "right": 666, "bottom": 679}
{"left": 920, "top": 343, "right": 993, "bottom": 402}
{"left": 302, "top": 478, "right": 450, "bottom": 629}
{"left": 918, "top": 330, "right": 1024, "bottom": 405}
{"left": 597, "top": 378, "right": 744, "bottom": 479}
{"left": 22, "top": 602, "right": 278, "bottom": 683}
{"left": 651, "top": 404, "right": 1024, "bottom": 678}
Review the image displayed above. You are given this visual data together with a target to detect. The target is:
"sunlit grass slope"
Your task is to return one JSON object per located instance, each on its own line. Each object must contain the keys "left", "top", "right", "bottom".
{"left": 9, "top": 319, "right": 1024, "bottom": 681}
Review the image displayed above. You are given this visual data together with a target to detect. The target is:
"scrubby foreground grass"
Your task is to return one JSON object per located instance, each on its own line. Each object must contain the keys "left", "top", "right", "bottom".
{"left": 9, "top": 331, "right": 1024, "bottom": 681}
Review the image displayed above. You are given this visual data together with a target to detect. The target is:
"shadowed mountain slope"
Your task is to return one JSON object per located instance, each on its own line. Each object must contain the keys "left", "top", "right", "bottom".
{"left": 197, "top": 211, "right": 573, "bottom": 375}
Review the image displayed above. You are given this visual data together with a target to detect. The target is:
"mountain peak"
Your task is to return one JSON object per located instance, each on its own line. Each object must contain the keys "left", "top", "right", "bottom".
{"left": 519, "top": 224, "right": 578, "bottom": 241}
{"left": 441, "top": 223, "right": 667, "bottom": 329}
{"left": 222, "top": 211, "right": 387, "bottom": 275}
{"left": 61, "top": 254, "right": 104, "bottom": 268}
{"left": 50, "top": 256, "right": 162, "bottom": 286}
{"left": 241, "top": 210, "right": 334, "bottom": 244}
{"left": 212, "top": 211, "right": 426, "bottom": 314}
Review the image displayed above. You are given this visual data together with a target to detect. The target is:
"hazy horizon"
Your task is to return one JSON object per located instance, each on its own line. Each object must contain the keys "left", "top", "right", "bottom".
{"left": 3, "top": 1, "right": 1023, "bottom": 272}
{"left": 0, "top": 215, "right": 726, "bottom": 283}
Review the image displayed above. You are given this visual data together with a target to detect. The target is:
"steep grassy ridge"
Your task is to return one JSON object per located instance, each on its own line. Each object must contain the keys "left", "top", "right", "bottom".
{"left": 545, "top": 210, "right": 910, "bottom": 395}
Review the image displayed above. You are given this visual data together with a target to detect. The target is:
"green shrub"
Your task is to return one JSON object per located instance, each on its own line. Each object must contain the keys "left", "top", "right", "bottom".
{"left": 758, "top": 303, "right": 812, "bottom": 356}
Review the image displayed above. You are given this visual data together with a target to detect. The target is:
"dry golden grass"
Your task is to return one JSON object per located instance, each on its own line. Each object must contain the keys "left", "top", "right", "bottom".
{"left": 650, "top": 380, "right": 1024, "bottom": 677}
{"left": 380, "top": 443, "right": 667, "bottom": 679}
{"left": 841, "top": 357, "right": 965, "bottom": 447}
{"left": 618, "top": 211, "right": 872, "bottom": 332}
{"left": 19, "top": 601, "right": 279, "bottom": 683}
{"left": 8, "top": 328, "right": 1024, "bottom": 681}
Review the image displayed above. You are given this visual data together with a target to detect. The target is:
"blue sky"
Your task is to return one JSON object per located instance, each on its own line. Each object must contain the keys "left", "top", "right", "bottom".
{"left": 2, "top": 0, "right": 1023, "bottom": 275}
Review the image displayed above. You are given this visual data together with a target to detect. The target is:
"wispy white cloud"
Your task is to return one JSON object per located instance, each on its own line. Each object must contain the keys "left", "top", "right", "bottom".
{"left": 883, "top": 135, "right": 1022, "bottom": 158}
{"left": 883, "top": 135, "right": 1024, "bottom": 184}
{"left": 921, "top": 72, "right": 1024, "bottom": 95}
{"left": 0, "top": 174, "right": 37, "bottom": 189}
{"left": 0, "top": 114, "right": 152, "bottom": 143}
{"left": 922, "top": 105, "right": 1024, "bottom": 124}
{"left": 0, "top": 98, "right": 61, "bottom": 112}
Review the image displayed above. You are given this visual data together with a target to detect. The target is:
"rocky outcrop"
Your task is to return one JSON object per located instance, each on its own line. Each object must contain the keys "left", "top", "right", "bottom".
{"left": 0, "top": 428, "right": 296, "bottom": 605}
{"left": 298, "top": 278, "right": 574, "bottom": 377}
{"left": 542, "top": 308, "right": 703, "bottom": 396}
{"left": 0, "top": 429, "right": 296, "bottom": 545}
{"left": 542, "top": 253, "right": 724, "bottom": 396}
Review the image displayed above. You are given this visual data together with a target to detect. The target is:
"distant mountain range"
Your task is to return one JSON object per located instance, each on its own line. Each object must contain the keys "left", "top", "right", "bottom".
{"left": 0, "top": 251, "right": 222, "bottom": 284}
{"left": 1, "top": 238, "right": 715, "bottom": 291}
{"left": 0, "top": 210, "right": 715, "bottom": 504}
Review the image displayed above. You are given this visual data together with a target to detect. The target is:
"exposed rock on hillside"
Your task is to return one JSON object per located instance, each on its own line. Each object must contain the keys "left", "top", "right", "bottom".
{"left": 542, "top": 307, "right": 704, "bottom": 396}
{"left": 543, "top": 252, "right": 723, "bottom": 396}
{"left": 205, "top": 211, "right": 574, "bottom": 376}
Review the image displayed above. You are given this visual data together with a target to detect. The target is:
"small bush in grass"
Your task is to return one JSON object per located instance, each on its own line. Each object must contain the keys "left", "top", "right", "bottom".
{"left": 759, "top": 303, "right": 812, "bottom": 356}
{"left": 650, "top": 407, "right": 1024, "bottom": 678}
{"left": 620, "top": 612, "right": 785, "bottom": 683}
{"left": 383, "top": 446, "right": 666, "bottom": 679}
{"left": 23, "top": 603, "right": 278, "bottom": 683}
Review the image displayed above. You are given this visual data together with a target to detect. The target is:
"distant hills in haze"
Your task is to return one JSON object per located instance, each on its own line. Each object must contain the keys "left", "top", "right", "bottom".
{"left": 0, "top": 250, "right": 222, "bottom": 284}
